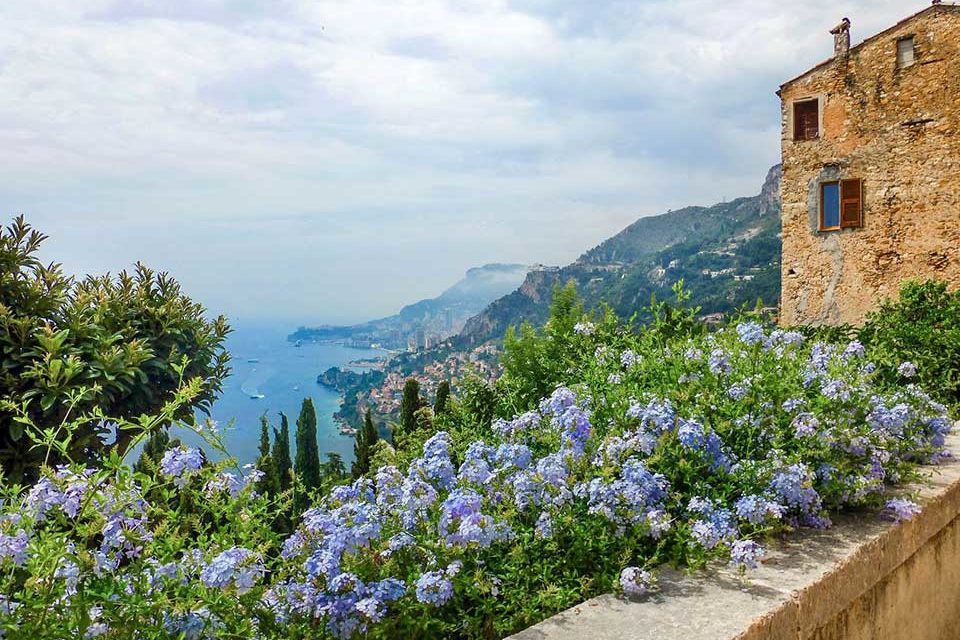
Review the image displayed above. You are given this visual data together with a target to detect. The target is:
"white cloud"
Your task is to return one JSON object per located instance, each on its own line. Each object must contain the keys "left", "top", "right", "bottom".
{"left": 0, "top": 0, "right": 923, "bottom": 321}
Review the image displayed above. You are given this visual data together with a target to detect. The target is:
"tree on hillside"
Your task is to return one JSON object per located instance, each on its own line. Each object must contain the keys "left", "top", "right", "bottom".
{"left": 399, "top": 378, "right": 423, "bottom": 437}
{"left": 0, "top": 216, "right": 230, "bottom": 483}
{"left": 255, "top": 415, "right": 279, "bottom": 497}
{"left": 433, "top": 380, "right": 451, "bottom": 415}
{"left": 272, "top": 412, "right": 293, "bottom": 492}
{"left": 351, "top": 409, "right": 379, "bottom": 479}
{"left": 294, "top": 398, "right": 322, "bottom": 510}
{"left": 324, "top": 452, "right": 346, "bottom": 481}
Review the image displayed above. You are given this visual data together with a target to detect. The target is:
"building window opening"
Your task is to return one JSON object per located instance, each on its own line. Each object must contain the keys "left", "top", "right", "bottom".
{"left": 897, "top": 36, "right": 916, "bottom": 68}
{"left": 793, "top": 99, "right": 820, "bottom": 140}
{"left": 820, "top": 179, "right": 863, "bottom": 231}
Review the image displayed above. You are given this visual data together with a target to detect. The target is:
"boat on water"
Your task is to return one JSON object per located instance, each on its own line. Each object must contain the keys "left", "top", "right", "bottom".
{"left": 294, "top": 340, "right": 303, "bottom": 348}
{"left": 339, "top": 426, "right": 358, "bottom": 436}
{"left": 247, "top": 358, "right": 260, "bottom": 363}
{"left": 250, "top": 394, "right": 265, "bottom": 400}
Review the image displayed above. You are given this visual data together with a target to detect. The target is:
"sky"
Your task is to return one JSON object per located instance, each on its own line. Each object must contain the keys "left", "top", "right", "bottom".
{"left": 0, "top": 0, "right": 922, "bottom": 324}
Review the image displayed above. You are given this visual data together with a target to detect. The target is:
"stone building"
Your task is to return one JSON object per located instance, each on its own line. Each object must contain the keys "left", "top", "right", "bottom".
{"left": 778, "top": 2, "right": 960, "bottom": 325}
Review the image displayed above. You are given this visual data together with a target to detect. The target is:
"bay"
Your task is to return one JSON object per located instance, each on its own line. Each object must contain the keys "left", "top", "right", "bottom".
{"left": 173, "top": 320, "right": 384, "bottom": 466}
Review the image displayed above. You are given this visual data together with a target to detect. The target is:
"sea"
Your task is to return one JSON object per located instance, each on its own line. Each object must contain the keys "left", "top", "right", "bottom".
{"left": 170, "top": 321, "right": 385, "bottom": 467}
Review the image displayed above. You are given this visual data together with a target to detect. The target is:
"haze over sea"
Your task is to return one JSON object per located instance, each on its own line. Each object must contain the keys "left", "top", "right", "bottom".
{"left": 174, "top": 320, "right": 384, "bottom": 467}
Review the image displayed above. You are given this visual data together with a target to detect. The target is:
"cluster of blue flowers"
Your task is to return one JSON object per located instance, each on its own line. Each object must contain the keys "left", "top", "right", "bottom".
{"left": 0, "top": 321, "right": 951, "bottom": 640}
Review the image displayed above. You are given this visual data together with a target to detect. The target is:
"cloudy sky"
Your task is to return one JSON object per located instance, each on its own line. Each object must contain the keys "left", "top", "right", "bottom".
{"left": 0, "top": 0, "right": 919, "bottom": 324}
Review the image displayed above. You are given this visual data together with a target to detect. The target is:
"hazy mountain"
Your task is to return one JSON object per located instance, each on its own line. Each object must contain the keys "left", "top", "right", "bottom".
{"left": 290, "top": 263, "right": 529, "bottom": 347}
{"left": 459, "top": 165, "right": 783, "bottom": 343}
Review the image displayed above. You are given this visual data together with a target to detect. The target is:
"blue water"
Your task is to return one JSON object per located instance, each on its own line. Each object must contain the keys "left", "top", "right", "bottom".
{"left": 173, "top": 321, "right": 384, "bottom": 466}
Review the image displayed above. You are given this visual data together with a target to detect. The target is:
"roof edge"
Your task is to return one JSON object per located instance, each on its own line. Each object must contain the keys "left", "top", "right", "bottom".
{"left": 779, "top": 4, "right": 960, "bottom": 90}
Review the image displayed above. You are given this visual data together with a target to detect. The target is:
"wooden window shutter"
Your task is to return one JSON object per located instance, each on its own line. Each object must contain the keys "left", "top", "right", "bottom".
{"left": 840, "top": 179, "right": 862, "bottom": 228}
{"left": 793, "top": 100, "right": 819, "bottom": 140}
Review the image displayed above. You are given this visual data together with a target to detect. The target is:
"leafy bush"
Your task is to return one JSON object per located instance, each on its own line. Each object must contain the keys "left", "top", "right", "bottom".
{"left": 0, "top": 304, "right": 950, "bottom": 639}
{"left": 0, "top": 217, "right": 230, "bottom": 482}
{"left": 858, "top": 280, "right": 960, "bottom": 410}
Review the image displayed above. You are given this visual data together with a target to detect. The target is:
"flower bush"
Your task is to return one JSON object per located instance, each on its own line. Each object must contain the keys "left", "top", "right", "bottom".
{"left": 0, "top": 316, "right": 951, "bottom": 639}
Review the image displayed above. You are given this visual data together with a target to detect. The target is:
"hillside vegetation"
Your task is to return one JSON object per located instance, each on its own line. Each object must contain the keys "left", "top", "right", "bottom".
{"left": 460, "top": 165, "right": 782, "bottom": 343}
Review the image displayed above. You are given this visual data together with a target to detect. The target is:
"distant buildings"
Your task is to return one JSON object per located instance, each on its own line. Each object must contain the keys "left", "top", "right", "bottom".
{"left": 779, "top": 3, "right": 960, "bottom": 325}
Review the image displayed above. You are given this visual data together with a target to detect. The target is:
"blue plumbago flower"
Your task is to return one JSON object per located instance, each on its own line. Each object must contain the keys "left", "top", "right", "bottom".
{"left": 534, "top": 511, "right": 554, "bottom": 539}
{"left": 821, "top": 379, "right": 851, "bottom": 402}
{"left": 885, "top": 498, "right": 921, "bottom": 522}
{"left": 734, "top": 495, "right": 785, "bottom": 525}
{"left": 770, "top": 464, "right": 826, "bottom": 527}
{"left": 574, "top": 458, "right": 668, "bottom": 528}
{"left": 414, "top": 570, "right": 454, "bottom": 607}
{"left": 619, "top": 567, "right": 652, "bottom": 597}
{"left": 677, "top": 420, "right": 731, "bottom": 472}
{"left": 727, "top": 383, "right": 750, "bottom": 401}
{"left": 620, "top": 349, "right": 640, "bottom": 369}
{"left": 867, "top": 399, "right": 912, "bottom": 436}
{"left": 539, "top": 387, "right": 577, "bottom": 416}
{"left": 493, "top": 443, "right": 533, "bottom": 472}
{"left": 843, "top": 340, "right": 866, "bottom": 358}
{"left": 684, "top": 346, "right": 703, "bottom": 360}
{"left": 492, "top": 410, "right": 541, "bottom": 441}
{"left": 607, "top": 373, "right": 622, "bottom": 385}
{"left": 729, "top": 540, "right": 764, "bottom": 570}
{"left": 439, "top": 489, "right": 512, "bottom": 548}
{"left": 164, "top": 608, "right": 219, "bottom": 640}
{"left": 160, "top": 447, "right": 204, "bottom": 487}
{"left": 382, "top": 532, "right": 414, "bottom": 558}
{"left": 0, "top": 530, "right": 28, "bottom": 566}
{"left": 792, "top": 413, "right": 820, "bottom": 438}
{"left": 626, "top": 397, "right": 676, "bottom": 435}
{"left": 687, "top": 497, "right": 738, "bottom": 549}
{"left": 512, "top": 453, "right": 571, "bottom": 511}
{"left": 898, "top": 361, "right": 917, "bottom": 378}
{"left": 457, "top": 441, "right": 494, "bottom": 486}
{"left": 782, "top": 398, "right": 805, "bottom": 413}
{"left": 200, "top": 547, "right": 264, "bottom": 594}
{"left": 574, "top": 321, "right": 596, "bottom": 336}
{"left": 409, "top": 433, "right": 455, "bottom": 490}
{"left": 708, "top": 348, "right": 732, "bottom": 375}
{"left": 736, "top": 322, "right": 766, "bottom": 346}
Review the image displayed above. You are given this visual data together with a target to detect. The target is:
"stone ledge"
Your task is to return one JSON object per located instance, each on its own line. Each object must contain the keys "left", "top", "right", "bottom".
{"left": 508, "top": 431, "right": 960, "bottom": 640}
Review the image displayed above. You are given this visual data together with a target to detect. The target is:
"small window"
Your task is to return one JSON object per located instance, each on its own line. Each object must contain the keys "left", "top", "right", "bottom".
{"left": 897, "top": 36, "right": 916, "bottom": 68}
{"left": 820, "top": 179, "right": 863, "bottom": 231}
{"left": 793, "top": 99, "right": 819, "bottom": 140}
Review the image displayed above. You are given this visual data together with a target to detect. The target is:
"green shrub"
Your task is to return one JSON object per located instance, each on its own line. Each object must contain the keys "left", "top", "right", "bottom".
{"left": 0, "top": 216, "right": 230, "bottom": 482}
{"left": 858, "top": 280, "right": 960, "bottom": 410}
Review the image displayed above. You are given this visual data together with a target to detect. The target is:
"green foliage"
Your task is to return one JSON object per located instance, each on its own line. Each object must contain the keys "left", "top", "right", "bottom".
{"left": 858, "top": 280, "right": 960, "bottom": 409}
{"left": 293, "top": 398, "right": 321, "bottom": 510}
{"left": 0, "top": 216, "right": 230, "bottom": 482}
{"left": 433, "top": 380, "right": 451, "bottom": 415}
{"left": 272, "top": 412, "right": 293, "bottom": 492}
{"left": 399, "top": 378, "right": 423, "bottom": 438}
{"left": 133, "top": 428, "right": 182, "bottom": 476}
{"left": 255, "top": 415, "right": 280, "bottom": 497}
{"left": 323, "top": 452, "right": 346, "bottom": 483}
{"left": 352, "top": 410, "right": 379, "bottom": 479}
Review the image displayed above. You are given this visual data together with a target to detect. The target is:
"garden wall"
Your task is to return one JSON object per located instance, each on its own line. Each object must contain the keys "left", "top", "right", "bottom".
{"left": 509, "top": 430, "right": 960, "bottom": 640}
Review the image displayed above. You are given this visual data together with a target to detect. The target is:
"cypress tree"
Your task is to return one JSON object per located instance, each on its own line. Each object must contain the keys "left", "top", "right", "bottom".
{"left": 272, "top": 412, "right": 292, "bottom": 491}
{"left": 294, "top": 398, "right": 322, "bottom": 508}
{"left": 433, "top": 380, "right": 451, "bottom": 415}
{"left": 352, "top": 409, "right": 379, "bottom": 479}
{"left": 255, "top": 414, "right": 279, "bottom": 496}
{"left": 399, "top": 378, "right": 422, "bottom": 436}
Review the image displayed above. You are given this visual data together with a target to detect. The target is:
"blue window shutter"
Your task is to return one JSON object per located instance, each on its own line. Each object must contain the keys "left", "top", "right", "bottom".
{"left": 821, "top": 182, "right": 840, "bottom": 229}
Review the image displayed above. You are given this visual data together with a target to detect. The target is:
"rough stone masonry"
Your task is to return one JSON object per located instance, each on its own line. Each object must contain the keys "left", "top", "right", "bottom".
{"left": 778, "top": 3, "right": 960, "bottom": 326}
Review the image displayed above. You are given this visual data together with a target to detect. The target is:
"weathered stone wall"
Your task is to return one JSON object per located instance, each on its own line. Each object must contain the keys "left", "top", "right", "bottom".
{"left": 779, "top": 6, "right": 960, "bottom": 326}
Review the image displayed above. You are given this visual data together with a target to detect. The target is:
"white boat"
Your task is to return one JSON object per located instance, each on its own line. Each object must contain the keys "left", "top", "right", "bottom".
{"left": 250, "top": 394, "right": 265, "bottom": 400}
